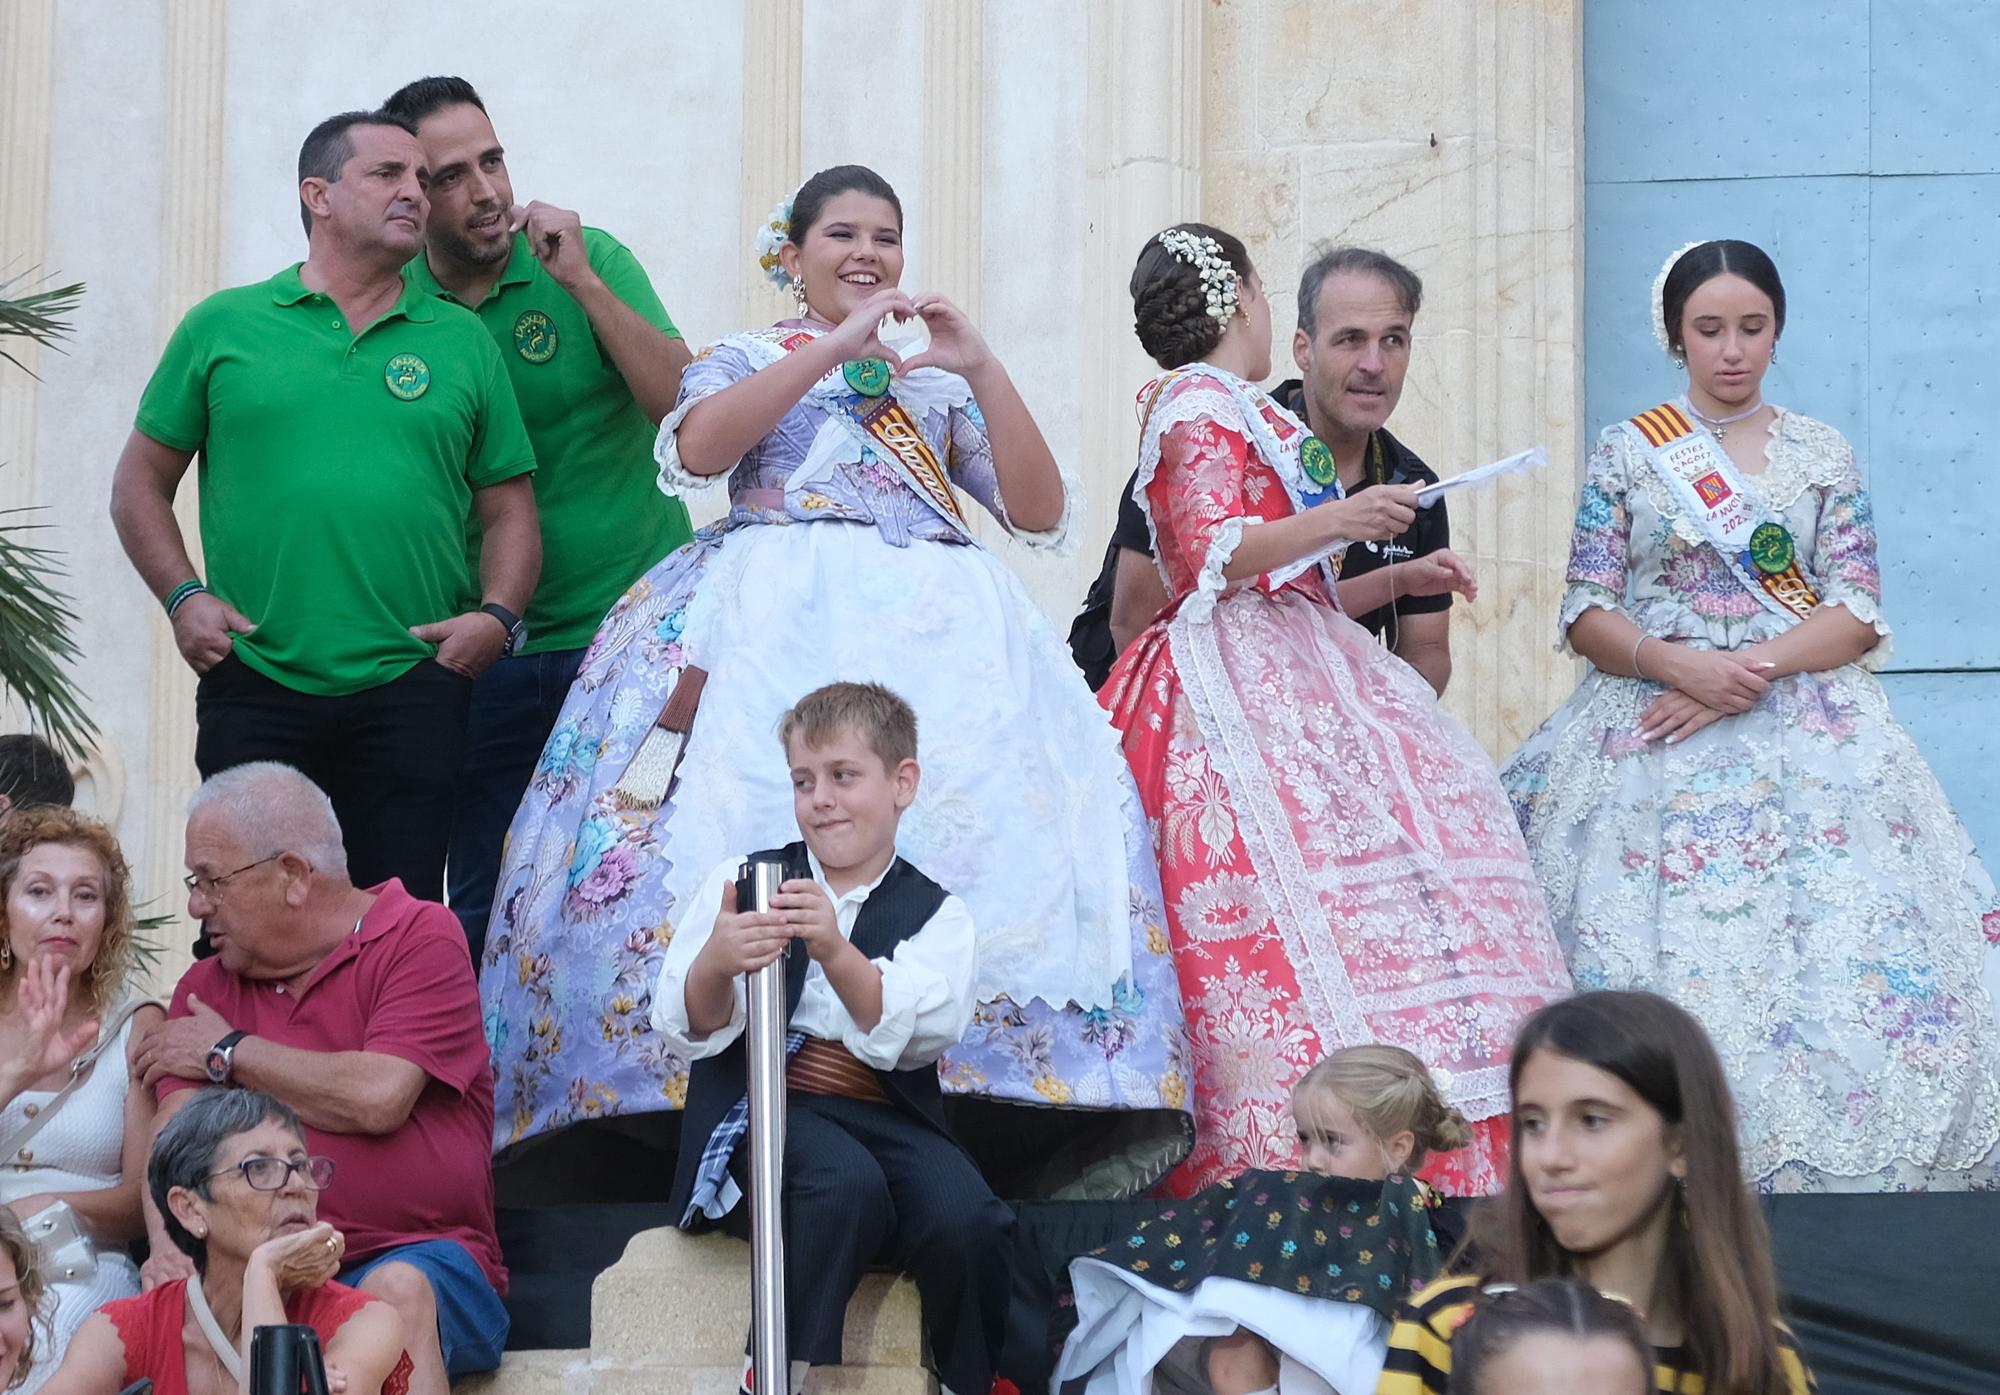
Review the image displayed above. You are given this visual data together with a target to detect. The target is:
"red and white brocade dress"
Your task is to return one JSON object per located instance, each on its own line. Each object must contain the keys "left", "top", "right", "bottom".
{"left": 1101, "top": 365, "right": 1571, "bottom": 1196}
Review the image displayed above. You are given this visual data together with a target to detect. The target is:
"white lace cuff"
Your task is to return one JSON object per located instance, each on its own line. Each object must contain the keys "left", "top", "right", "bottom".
{"left": 1181, "top": 516, "right": 1252, "bottom": 625}
{"left": 992, "top": 456, "right": 1081, "bottom": 557}
{"left": 1557, "top": 588, "right": 1624, "bottom": 653}
{"left": 1822, "top": 595, "right": 1895, "bottom": 670}
{"left": 653, "top": 392, "right": 734, "bottom": 498}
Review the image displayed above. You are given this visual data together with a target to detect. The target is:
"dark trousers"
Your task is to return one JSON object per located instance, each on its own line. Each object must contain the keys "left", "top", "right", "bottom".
{"left": 722, "top": 1093, "right": 1015, "bottom": 1395}
{"left": 444, "top": 647, "right": 586, "bottom": 962}
{"left": 194, "top": 654, "right": 472, "bottom": 902}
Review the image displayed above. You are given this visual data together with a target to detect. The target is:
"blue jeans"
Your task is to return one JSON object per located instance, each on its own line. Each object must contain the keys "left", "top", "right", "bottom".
{"left": 341, "top": 1239, "right": 509, "bottom": 1376}
{"left": 445, "top": 647, "right": 587, "bottom": 962}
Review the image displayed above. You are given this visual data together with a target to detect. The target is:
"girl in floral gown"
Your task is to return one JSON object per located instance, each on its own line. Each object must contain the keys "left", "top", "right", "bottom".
{"left": 479, "top": 166, "right": 1191, "bottom": 1190}
{"left": 1101, "top": 224, "right": 1570, "bottom": 1197}
{"left": 1501, "top": 239, "right": 2000, "bottom": 1190}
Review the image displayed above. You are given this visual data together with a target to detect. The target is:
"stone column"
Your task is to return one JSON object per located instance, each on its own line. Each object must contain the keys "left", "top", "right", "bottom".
{"left": 1199, "top": 0, "right": 1583, "bottom": 757}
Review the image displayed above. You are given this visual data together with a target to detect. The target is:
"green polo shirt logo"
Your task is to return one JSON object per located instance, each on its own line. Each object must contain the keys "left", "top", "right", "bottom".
{"left": 513, "top": 309, "right": 558, "bottom": 364}
{"left": 384, "top": 353, "right": 431, "bottom": 400}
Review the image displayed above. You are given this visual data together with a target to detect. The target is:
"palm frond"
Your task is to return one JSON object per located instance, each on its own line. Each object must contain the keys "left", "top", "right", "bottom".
{"left": 0, "top": 269, "right": 85, "bottom": 377}
{"left": 0, "top": 497, "right": 100, "bottom": 760}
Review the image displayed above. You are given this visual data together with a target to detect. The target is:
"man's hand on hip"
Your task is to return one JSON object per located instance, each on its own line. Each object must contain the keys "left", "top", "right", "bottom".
{"left": 173, "top": 593, "right": 256, "bottom": 674}
{"left": 411, "top": 611, "right": 508, "bottom": 679}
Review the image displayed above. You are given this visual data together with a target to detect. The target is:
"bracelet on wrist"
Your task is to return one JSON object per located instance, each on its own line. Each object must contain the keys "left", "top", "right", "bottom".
{"left": 165, "top": 579, "right": 206, "bottom": 618}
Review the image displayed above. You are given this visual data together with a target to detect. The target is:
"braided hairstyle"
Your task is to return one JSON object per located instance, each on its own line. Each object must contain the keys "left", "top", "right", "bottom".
{"left": 1297, "top": 1043, "right": 1471, "bottom": 1172}
{"left": 1130, "top": 222, "right": 1253, "bottom": 369}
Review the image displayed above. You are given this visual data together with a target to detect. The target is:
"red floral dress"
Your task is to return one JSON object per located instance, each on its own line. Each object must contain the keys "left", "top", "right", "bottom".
{"left": 1101, "top": 366, "right": 1570, "bottom": 1196}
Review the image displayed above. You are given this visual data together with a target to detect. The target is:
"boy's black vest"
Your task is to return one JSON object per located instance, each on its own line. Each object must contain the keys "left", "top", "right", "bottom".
{"left": 668, "top": 844, "right": 952, "bottom": 1226}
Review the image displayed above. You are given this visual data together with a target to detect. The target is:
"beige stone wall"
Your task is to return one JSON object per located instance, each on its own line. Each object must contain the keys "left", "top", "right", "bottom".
{"left": 1, "top": 0, "right": 1580, "bottom": 992}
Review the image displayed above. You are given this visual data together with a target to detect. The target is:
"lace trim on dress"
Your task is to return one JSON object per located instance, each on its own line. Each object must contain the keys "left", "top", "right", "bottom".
{"left": 1132, "top": 367, "right": 1344, "bottom": 620}
{"left": 652, "top": 330, "right": 796, "bottom": 498}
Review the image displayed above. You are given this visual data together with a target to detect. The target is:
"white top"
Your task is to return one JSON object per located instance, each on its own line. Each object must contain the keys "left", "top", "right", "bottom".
{"left": 651, "top": 851, "right": 978, "bottom": 1073}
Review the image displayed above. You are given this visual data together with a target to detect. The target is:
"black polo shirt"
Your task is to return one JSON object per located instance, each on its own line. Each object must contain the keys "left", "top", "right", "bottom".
{"left": 1066, "top": 381, "right": 1452, "bottom": 687}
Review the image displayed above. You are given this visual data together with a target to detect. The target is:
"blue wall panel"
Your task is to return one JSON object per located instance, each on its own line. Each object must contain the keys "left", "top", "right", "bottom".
{"left": 1872, "top": 2, "right": 2000, "bottom": 175}
{"left": 1866, "top": 176, "right": 2000, "bottom": 668}
{"left": 1584, "top": 2, "right": 2000, "bottom": 855}
{"left": 1583, "top": 177, "right": 1870, "bottom": 458}
{"left": 1583, "top": 1, "right": 1869, "bottom": 183}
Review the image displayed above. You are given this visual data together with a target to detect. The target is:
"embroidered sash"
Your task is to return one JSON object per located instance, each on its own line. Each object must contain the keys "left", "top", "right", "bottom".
{"left": 1621, "top": 401, "right": 1820, "bottom": 623}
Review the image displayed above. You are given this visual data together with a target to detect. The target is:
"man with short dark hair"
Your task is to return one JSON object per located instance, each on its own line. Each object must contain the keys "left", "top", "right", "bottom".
{"left": 382, "top": 76, "right": 693, "bottom": 959}
{"left": 1068, "top": 247, "right": 1473, "bottom": 696}
{"left": 138, "top": 762, "right": 508, "bottom": 1395}
{"left": 0, "top": 733, "right": 73, "bottom": 825}
{"left": 109, "top": 109, "right": 540, "bottom": 903}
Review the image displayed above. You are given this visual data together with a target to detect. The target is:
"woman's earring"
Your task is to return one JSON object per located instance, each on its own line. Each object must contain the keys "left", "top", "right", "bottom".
{"left": 0, "top": 942, "right": 11, "bottom": 971}
{"left": 1672, "top": 355, "right": 1686, "bottom": 370}
{"left": 792, "top": 277, "right": 808, "bottom": 317}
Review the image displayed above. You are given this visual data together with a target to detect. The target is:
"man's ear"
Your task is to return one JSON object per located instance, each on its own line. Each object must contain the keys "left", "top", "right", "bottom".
{"left": 299, "top": 177, "right": 333, "bottom": 227}
{"left": 892, "top": 757, "right": 921, "bottom": 810}
{"left": 279, "top": 850, "right": 315, "bottom": 908}
{"left": 1292, "top": 327, "right": 1312, "bottom": 375}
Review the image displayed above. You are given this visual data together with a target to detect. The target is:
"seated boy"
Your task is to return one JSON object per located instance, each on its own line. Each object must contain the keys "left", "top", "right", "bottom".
{"left": 652, "top": 681, "right": 1014, "bottom": 1395}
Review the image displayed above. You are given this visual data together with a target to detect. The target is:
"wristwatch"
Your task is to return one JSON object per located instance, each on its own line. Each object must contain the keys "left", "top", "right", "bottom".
{"left": 480, "top": 602, "right": 527, "bottom": 658}
{"left": 205, "top": 1030, "right": 249, "bottom": 1085}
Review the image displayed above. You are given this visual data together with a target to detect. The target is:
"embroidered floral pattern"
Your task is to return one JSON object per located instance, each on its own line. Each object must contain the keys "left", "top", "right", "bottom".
{"left": 1102, "top": 368, "right": 1570, "bottom": 1198}
{"left": 1505, "top": 410, "right": 2000, "bottom": 1190}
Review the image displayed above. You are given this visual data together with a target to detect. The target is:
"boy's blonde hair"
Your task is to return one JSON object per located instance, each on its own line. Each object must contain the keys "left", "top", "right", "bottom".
{"left": 777, "top": 682, "right": 919, "bottom": 770}
{"left": 1293, "top": 1043, "right": 1471, "bottom": 1172}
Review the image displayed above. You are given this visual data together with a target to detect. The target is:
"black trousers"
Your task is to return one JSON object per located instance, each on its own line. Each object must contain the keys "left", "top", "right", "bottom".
{"left": 722, "top": 1093, "right": 1015, "bottom": 1394}
{"left": 194, "top": 654, "right": 473, "bottom": 901}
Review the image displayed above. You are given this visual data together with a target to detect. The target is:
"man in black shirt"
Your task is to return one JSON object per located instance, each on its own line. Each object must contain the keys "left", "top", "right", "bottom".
{"left": 1068, "top": 247, "right": 1473, "bottom": 694}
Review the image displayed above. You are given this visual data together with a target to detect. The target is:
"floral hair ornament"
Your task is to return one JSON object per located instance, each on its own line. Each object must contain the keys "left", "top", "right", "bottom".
{"left": 1158, "top": 228, "right": 1239, "bottom": 323}
{"left": 1651, "top": 239, "right": 1705, "bottom": 358}
{"left": 754, "top": 197, "right": 796, "bottom": 291}
{"left": 1429, "top": 1066, "right": 1455, "bottom": 1103}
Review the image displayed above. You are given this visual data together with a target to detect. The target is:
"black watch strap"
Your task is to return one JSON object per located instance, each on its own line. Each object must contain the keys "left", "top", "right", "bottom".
{"left": 480, "top": 603, "right": 526, "bottom": 656}
{"left": 208, "top": 1029, "right": 249, "bottom": 1084}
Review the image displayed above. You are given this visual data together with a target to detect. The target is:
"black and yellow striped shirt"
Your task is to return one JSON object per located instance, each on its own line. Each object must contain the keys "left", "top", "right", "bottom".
{"left": 1377, "top": 1274, "right": 1818, "bottom": 1394}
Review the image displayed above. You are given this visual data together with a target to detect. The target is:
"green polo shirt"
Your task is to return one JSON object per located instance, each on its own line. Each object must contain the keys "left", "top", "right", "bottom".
{"left": 405, "top": 228, "right": 692, "bottom": 653}
{"left": 135, "top": 265, "right": 537, "bottom": 696}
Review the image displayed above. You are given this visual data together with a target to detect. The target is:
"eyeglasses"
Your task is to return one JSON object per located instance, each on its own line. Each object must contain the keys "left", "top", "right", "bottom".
{"left": 183, "top": 854, "right": 282, "bottom": 902}
{"left": 207, "top": 1155, "right": 336, "bottom": 1192}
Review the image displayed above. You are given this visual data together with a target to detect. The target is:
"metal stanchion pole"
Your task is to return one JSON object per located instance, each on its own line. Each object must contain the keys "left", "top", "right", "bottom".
{"left": 743, "top": 859, "right": 789, "bottom": 1394}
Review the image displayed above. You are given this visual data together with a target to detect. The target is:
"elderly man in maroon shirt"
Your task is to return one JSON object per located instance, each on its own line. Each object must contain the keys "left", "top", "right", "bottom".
{"left": 137, "top": 761, "right": 506, "bottom": 1395}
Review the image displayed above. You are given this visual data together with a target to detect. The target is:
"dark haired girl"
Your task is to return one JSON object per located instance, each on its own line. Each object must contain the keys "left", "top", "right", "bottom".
{"left": 1379, "top": 991, "right": 1817, "bottom": 1394}
{"left": 477, "top": 166, "right": 1194, "bottom": 1195}
{"left": 1500, "top": 238, "right": 2000, "bottom": 1190}
{"left": 1450, "top": 1279, "right": 1651, "bottom": 1395}
{"left": 1102, "top": 223, "right": 1570, "bottom": 1196}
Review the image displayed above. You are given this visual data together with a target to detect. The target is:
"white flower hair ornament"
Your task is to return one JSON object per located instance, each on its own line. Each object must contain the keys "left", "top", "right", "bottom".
{"left": 1651, "top": 239, "right": 1705, "bottom": 358}
{"left": 754, "top": 198, "right": 796, "bottom": 291}
{"left": 1158, "top": 228, "right": 1239, "bottom": 323}
{"left": 1429, "top": 1066, "right": 1455, "bottom": 1104}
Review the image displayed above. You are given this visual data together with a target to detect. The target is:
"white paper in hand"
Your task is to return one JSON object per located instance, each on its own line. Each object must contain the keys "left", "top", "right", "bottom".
{"left": 1415, "top": 446, "right": 1550, "bottom": 508}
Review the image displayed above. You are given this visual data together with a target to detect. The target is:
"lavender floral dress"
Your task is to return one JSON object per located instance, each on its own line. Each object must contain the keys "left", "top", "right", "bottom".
{"left": 479, "top": 322, "right": 1192, "bottom": 1193}
{"left": 1502, "top": 409, "right": 2000, "bottom": 1191}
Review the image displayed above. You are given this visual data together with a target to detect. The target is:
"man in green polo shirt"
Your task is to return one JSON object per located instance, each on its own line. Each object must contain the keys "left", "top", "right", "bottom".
{"left": 383, "top": 76, "right": 694, "bottom": 960}
{"left": 109, "top": 108, "right": 541, "bottom": 912}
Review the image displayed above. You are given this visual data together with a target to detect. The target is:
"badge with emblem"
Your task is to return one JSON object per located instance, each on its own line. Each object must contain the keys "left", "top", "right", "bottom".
{"left": 1300, "top": 436, "right": 1338, "bottom": 487}
{"left": 842, "top": 358, "right": 891, "bottom": 397}
{"left": 513, "top": 310, "right": 558, "bottom": 364}
{"left": 383, "top": 353, "right": 431, "bottom": 401}
{"left": 1746, "top": 521, "right": 1796, "bottom": 575}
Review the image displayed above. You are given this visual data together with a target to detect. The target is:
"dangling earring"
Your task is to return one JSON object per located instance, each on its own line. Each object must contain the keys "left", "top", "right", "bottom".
{"left": 792, "top": 277, "right": 808, "bottom": 317}
{"left": 1770, "top": 347, "right": 1779, "bottom": 364}
{"left": 1672, "top": 355, "right": 1686, "bottom": 371}
{"left": 0, "top": 942, "right": 12, "bottom": 971}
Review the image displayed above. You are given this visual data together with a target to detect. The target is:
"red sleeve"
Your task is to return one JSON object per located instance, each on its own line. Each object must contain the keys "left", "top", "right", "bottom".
{"left": 295, "top": 1283, "right": 414, "bottom": 1395}
{"left": 102, "top": 1282, "right": 184, "bottom": 1391}
{"left": 1149, "top": 411, "right": 1280, "bottom": 598}
{"left": 152, "top": 971, "right": 207, "bottom": 1105}
{"left": 359, "top": 908, "right": 487, "bottom": 1095}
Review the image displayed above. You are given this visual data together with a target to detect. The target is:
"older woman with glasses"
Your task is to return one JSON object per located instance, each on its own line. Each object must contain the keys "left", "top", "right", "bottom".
{"left": 42, "top": 1089, "right": 410, "bottom": 1395}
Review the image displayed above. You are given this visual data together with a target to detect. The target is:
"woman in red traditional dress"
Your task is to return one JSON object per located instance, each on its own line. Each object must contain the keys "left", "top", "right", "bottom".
{"left": 1101, "top": 224, "right": 1571, "bottom": 1196}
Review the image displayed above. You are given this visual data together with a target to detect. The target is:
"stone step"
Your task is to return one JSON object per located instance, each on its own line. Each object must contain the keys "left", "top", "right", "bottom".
{"left": 591, "top": 1227, "right": 931, "bottom": 1377}
{"left": 452, "top": 1348, "right": 588, "bottom": 1395}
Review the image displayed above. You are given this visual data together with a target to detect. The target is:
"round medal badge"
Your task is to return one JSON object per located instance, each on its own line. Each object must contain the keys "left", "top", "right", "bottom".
{"left": 843, "top": 357, "right": 891, "bottom": 397}
{"left": 383, "top": 353, "right": 431, "bottom": 401}
{"left": 513, "top": 310, "right": 558, "bottom": 364}
{"left": 1748, "top": 521, "right": 1796, "bottom": 575}
{"left": 1300, "top": 436, "right": 1338, "bottom": 487}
